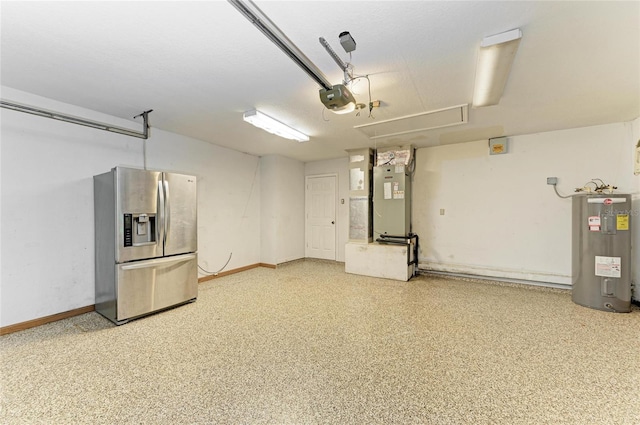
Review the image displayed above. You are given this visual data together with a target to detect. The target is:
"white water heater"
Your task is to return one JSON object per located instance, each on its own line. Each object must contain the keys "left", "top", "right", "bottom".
{"left": 571, "top": 193, "right": 632, "bottom": 312}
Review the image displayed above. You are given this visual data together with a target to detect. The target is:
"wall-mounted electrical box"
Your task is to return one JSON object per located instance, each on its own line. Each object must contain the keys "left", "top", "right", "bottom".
{"left": 489, "top": 137, "right": 508, "bottom": 155}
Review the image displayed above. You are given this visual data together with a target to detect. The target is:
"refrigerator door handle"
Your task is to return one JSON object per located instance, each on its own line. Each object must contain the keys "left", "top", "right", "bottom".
{"left": 164, "top": 179, "right": 171, "bottom": 246}
{"left": 157, "top": 179, "right": 165, "bottom": 248}
{"left": 120, "top": 253, "right": 196, "bottom": 270}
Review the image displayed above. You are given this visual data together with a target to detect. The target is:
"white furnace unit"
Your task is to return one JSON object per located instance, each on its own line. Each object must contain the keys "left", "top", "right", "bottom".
{"left": 373, "top": 147, "right": 413, "bottom": 238}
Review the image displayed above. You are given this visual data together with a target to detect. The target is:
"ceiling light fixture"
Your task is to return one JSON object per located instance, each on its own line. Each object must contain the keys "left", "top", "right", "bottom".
{"left": 472, "top": 28, "right": 522, "bottom": 107}
{"left": 243, "top": 109, "right": 309, "bottom": 142}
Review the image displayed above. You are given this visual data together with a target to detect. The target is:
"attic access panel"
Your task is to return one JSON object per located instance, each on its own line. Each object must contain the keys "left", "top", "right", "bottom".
{"left": 354, "top": 104, "right": 468, "bottom": 139}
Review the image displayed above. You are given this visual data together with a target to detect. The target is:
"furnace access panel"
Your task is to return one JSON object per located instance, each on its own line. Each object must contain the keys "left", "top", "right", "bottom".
{"left": 373, "top": 165, "right": 411, "bottom": 237}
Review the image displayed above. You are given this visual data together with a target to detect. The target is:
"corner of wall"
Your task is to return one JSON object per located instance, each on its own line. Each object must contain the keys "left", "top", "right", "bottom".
{"left": 259, "top": 155, "right": 305, "bottom": 265}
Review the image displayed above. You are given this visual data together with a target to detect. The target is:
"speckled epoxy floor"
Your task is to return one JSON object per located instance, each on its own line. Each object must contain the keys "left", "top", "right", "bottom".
{"left": 1, "top": 259, "right": 639, "bottom": 424}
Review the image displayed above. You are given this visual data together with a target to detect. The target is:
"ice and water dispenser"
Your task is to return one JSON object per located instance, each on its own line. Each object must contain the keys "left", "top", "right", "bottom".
{"left": 123, "top": 213, "right": 156, "bottom": 247}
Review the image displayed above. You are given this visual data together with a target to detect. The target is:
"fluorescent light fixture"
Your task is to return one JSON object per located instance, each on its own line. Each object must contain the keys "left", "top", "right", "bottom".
{"left": 472, "top": 28, "right": 522, "bottom": 107}
{"left": 243, "top": 109, "right": 309, "bottom": 142}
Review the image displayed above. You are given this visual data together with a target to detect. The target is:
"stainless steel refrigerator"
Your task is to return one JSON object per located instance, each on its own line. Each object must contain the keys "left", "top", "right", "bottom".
{"left": 94, "top": 166, "right": 198, "bottom": 324}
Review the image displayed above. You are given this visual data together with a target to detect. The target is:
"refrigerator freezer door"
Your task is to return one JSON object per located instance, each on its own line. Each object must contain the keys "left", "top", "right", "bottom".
{"left": 163, "top": 172, "right": 197, "bottom": 256}
{"left": 116, "top": 167, "right": 163, "bottom": 263}
{"left": 115, "top": 253, "right": 198, "bottom": 323}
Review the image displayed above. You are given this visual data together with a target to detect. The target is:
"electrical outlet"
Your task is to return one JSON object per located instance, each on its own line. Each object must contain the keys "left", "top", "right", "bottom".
{"left": 547, "top": 177, "right": 558, "bottom": 185}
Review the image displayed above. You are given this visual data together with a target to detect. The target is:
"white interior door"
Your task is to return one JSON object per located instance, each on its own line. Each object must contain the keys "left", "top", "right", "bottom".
{"left": 305, "top": 175, "right": 336, "bottom": 260}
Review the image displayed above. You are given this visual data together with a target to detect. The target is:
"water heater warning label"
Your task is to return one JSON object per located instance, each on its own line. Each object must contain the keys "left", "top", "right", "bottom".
{"left": 588, "top": 216, "right": 600, "bottom": 231}
{"left": 595, "top": 256, "right": 621, "bottom": 278}
{"left": 617, "top": 214, "right": 629, "bottom": 231}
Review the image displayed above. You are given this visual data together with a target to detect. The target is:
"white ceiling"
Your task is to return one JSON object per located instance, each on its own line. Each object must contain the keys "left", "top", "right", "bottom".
{"left": 2, "top": 1, "right": 639, "bottom": 162}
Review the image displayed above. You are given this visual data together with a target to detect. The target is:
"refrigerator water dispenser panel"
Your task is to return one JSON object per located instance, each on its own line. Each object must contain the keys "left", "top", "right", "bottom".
{"left": 124, "top": 214, "right": 133, "bottom": 247}
{"left": 123, "top": 213, "right": 156, "bottom": 247}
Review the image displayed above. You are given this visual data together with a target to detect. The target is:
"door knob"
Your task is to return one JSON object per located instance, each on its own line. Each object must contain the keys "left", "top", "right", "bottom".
{"left": 331, "top": 221, "right": 335, "bottom": 224}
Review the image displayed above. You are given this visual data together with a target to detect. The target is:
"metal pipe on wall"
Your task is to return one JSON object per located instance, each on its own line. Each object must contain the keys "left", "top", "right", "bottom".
{"left": 1, "top": 99, "right": 152, "bottom": 140}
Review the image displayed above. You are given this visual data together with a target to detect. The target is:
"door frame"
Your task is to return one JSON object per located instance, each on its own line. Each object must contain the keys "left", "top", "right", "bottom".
{"left": 305, "top": 173, "right": 338, "bottom": 260}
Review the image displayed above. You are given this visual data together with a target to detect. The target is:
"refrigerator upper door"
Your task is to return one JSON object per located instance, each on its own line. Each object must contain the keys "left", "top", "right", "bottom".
{"left": 163, "top": 172, "right": 197, "bottom": 256}
{"left": 116, "top": 167, "right": 163, "bottom": 263}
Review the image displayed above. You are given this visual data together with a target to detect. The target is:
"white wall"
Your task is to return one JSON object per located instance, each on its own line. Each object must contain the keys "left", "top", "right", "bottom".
{"left": 2, "top": 85, "right": 636, "bottom": 329}
{"left": 0, "top": 93, "right": 3, "bottom": 321}
{"left": 305, "top": 157, "right": 349, "bottom": 262}
{"left": 146, "top": 130, "right": 262, "bottom": 275}
{"left": 631, "top": 117, "right": 640, "bottom": 302}
{"left": 260, "top": 154, "right": 305, "bottom": 265}
{"left": 414, "top": 122, "right": 637, "bottom": 286}
{"left": 0, "top": 86, "right": 261, "bottom": 327}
